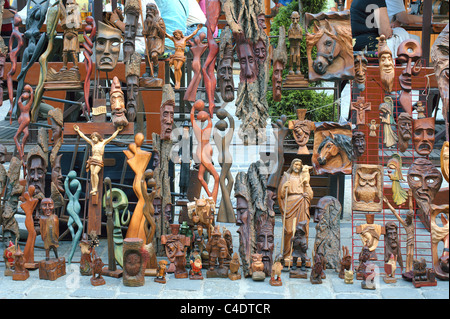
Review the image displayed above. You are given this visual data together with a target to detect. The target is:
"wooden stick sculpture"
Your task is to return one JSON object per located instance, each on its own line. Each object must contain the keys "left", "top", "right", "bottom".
{"left": 191, "top": 100, "right": 219, "bottom": 203}
{"left": 19, "top": 185, "right": 39, "bottom": 269}
{"left": 64, "top": 171, "right": 83, "bottom": 265}
{"left": 6, "top": 11, "right": 24, "bottom": 109}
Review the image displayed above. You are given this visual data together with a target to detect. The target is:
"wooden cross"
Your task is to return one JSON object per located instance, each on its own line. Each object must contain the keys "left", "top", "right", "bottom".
{"left": 351, "top": 96, "right": 371, "bottom": 126}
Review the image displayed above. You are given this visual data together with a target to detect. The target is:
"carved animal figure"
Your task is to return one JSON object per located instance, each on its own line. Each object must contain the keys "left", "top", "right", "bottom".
{"left": 355, "top": 171, "right": 379, "bottom": 203}
{"left": 317, "top": 132, "right": 352, "bottom": 168}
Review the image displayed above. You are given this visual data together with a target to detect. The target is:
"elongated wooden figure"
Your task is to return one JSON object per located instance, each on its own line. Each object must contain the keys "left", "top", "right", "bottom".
{"left": 13, "top": 85, "right": 33, "bottom": 162}
{"left": 65, "top": 171, "right": 83, "bottom": 264}
{"left": 7, "top": 12, "right": 24, "bottom": 109}
{"left": 124, "top": 133, "right": 152, "bottom": 242}
{"left": 184, "top": 32, "right": 207, "bottom": 102}
{"left": 19, "top": 185, "right": 39, "bottom": 269}
{"left": 82, "top": 16, "right": 96, "bottom": 117}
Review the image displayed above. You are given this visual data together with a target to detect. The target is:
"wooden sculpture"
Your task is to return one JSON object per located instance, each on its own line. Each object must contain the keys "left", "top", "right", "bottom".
{"left": 45, "top": 0, "right": 82, "bottom": 89}
{"left": 361, "top": 262, "right": 377, "bottom": 290}
{"left": 73, "top": 125, "right": 122, "bottom": 197}
{"left": 356, "top": 214, "right": 385, "bottom": 261}
{"left": 378, "top": 35, "right": 395, "bottom": 93}
{"left": 19, "top": 186, "right": 39, "bottom": 269}
{"left": 202, "top": 0, "right": 222, "bottom": 117}
{"left": 6, "top": 11, "right": 24, "bottom": 109}
{"left": 408, "top": 158, "right": 443, "bottom": 232}
{"left": 228, "top": 252, "right": 242, "bottom": 281}
{"left": 278, "top": 159, "right": 313, "bottom": 263}
{"left": 305, "top": 11, "right": 354, "bottom": 81}
{"left": 379, "top": 96, "right": 398, "bottom": 148}
{"left": 352, "top": 131, "right": 366, "bottom": 159}
{"left": 49, "top": 108, "right": 64, "bottom": 208}
{"left": 386, "top": 154, "right": 408, "bottom": 206}
{"left": 122, "top": 0, "right": 140, "bottom": 64}
{"left": 355, "top": 246, "right": 371, "bottom": 280}
{"left": 177, "top": 121, "right": 192, "bottom": 199}
{"left": 205, "top": 226, "right": 229, "bottom": 278}
{"left": 161, "top": 224, "right": 190, "bottom": 275}
{"left": 124, "top": 132, "right": 152, "bottom": 242}
{"left": 1, "top": 157, "right": 23, "bottom": 246}
{"left": 110, "top": 76, "right": 129, "bottom": 129}
{"left": 125, "top": 52, "right": 141, "bottom": 123}
{"left": 272, "top": 26, "right": 288, "bottom": 101}
{"left": 12, "top": 0, "right": 50, "bottom": 120}
{"left": 213, "top": 108, "right": 235, "bottom": 223}
{"left": 13, "top": 84, "right": 33, "bottom": 162}
{"left": 384, "top": 221, "right": 404, "bottom": 279}
{"left": 416, "top": 102, "right": 426, "bottom": 119}
{"left": 12, "top": 245, "right": 29, "bottom": 281}
{"left": 189, "top": 254, "right": 203, "bottom": 280}
{"left": 367, "top": 119, "right": 379, "bottom": 137}
{"left": 3, "top": 241, "right": 15, "bottom": 276}
{"left": 269, "top": 254, "right": 283, "bottom": 286}
{"left": 397, "top": 113, "right": 413, "bottom": 153}
{"left": 310, "top": 251, "right": 326, "bottom": 284}
{"left": 339, "top": 246, "right": 351, "bottom": 279}
{"left": 344, "top": 270, "right": 354, "bottom": 284}
{"left": 184, "top": 32, "right": 207, "bottom": 102}
{"left": 141, "top": 169, "right": 158, "bottom": 275}
{"left": 412, "top": 258, "right": 437, "bottom": 288}
{"left": 442, "top": 141, "right": 449, "bottom": 183}
{"left": 250, "top": 253, "right": 266, "bottom": 281}
{"left": 351, "top": 96, "right": 371, "bottom": 126}
{"left": 191, "top": 99, "right": 219, "bottom": 203}
{"left": 430, "top": 23, "right": 449, "bottom": 140}
{"left": 353, "top": 164, "right": 383, "bottom": 212}
{"left": 430, "top": 204, "right": 449, "bottom": 281}
{"left": 82, "top": 16, "right": 96, "bottom": 117}
{"left": 95, "top": 21, "right": 122, "bottom": 72}
{"left": 154, "top": 260, "right": 168, "bottom": 283}
{"left": 384, "top": 191, "right": 416, "bottom": 279}
{"left": 255, "top": 207, "right": 275, "bottom": 278}
{"left": 79, "top": 233, "right": 93, "bottom": 276}
{"left": 123, "top": 237, "right": 148, "bottom": 287}
{"left": 353, "top": 49, "right": 368, "bottom": 92}
{"left": 39, "top": 198, "right": 66, "bottom": 280}
{"left": 218, "top": 26, "right": 235, "bottom": 103}
{"left": 384, "top": 254, "right": 398, "bottom": 284}
{"left": 65, "top": 171, "right": 83, "bottom": 265}
{"left": 288, "top": 109, "right": 315, "bottom": 155}
{"left": 397, "top": 39, "right": 422, "bottom": 115}
{"left": 165, "top": 25, "right": 203, "bottom": 90}
{"left": 312, "top": 122, "right": 353, "bottom": 175}
{"left": 187, "top": 196, "right": 215, "bottom": 241}
{"left": 88, "top": 231, "right": 105, "bottom": 286}
{"left": 290, "top": 221, "right": 308, "bottom": 279}
{"left": 314, "top": 196, "right": 341, "bottom": 270}
{"left": 0, "top": 0, "right": 5, "bottom": 107}
{"left": 159, "top": 85, "right": 175, "bottom": 140}
{"left": 26, "top": 139, "right": 47, "bottom": 201}
{"left": 283, "top": 12, "right": 308, "bottom": 87}
{"left": 412, "top": 117, "right": 435, "bottom": 157}
{"left": 141, "top": 2, "right": 165, "bottom": 87}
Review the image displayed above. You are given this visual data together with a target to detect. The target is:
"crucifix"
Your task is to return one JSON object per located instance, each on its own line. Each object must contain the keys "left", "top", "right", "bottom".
{"left": 351, "top": 96, "right": 371, "bottom": 126}
{"left": 355, "top": 213, "right": 386, "bottom": 261}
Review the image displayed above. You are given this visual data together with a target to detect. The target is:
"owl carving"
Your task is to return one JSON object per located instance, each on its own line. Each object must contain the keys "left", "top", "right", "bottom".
{"left": 355, "top": 171, "right": 379, "bottom": 203}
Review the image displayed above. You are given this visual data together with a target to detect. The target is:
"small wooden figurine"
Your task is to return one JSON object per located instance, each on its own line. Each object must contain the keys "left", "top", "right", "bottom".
{"left": 270, "top": 254, "right": 284, "bottom": 286}
{"left": 384, "top": 254, "right": 398, "bottom": 284}
{"left": 412, "top": 258, "right": 437, "bottom": 288}
{"left": 344, "top": 269, "right": 354, "bottom": 284}
{"left": 189, "top": 255, "right": 204, "bottom": 280}
{"left": 367, "top": 119, "right": 379, "bottom": 137}
{"left": 205, "top": 226, "right": 229, "bottom": 278}
{"left": 79, "top": 233, "right": 93, "bottom": 276}
{"left": 154, "top": 260, "right": 168, "bottom": 284}
{"left": 3, "top": 241, "right": 16, "bottom": 276}
{"left": 355, "top": 246, "right": 371, "bottom": 280}
{"left": 361, "top": 262, "right": 377, "bottom": 290}
{"left": 339, "top": 246, "right": 351, "bottom": 279}
{"left": 397, "top": 113, "right": 413, "bottom": 153}
{"left": 251, "top": 253, "right": 266, "bottom": 281}
{"left": 228, "top": 252, "right": 242, "bottom": 281}
{"left": 289, "top": 221, "right": 309, "bottom": 279}
{"left": 89, "top": 231, "right": 105, "bottom": 286}
{"left": 12, "top": 244, "right": 29, "bottom": 281}
{"left": 310, "top": 251, "right": 326, "bottom": 284}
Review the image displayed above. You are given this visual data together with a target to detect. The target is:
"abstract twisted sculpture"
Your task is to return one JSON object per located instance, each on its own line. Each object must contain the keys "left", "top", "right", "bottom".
{"left": 379, "top": 96, "right": 398, "bottom": 148}
{"left": 305, "top": 10, "right": 355, "bottom": 81}
{"left": 412, "top": 117, "right": 435, "bottom": 157}
{"left": 430, "top": 23, "right": 449, "bottom": 140}
{"left": 191, "top": 100, "right": 219, "bottom": 203}
{"left": 397, "top": 39, "right": 422, "bottom": 115}
{"left": 64, "top": 171, "right": 83, "bottom": 265}
{"left": 166, "top": 26, "right": 203, "bottom": 90}
{"left": 278, "top": 159, "right": 313, "bottom": 263}
{"left": 352, "top": 164, "right": 383, "bottom": 212}
{"left": 312, "top": 122, "right": 353, "bottom": 175}
{"left": 6, "top": 11, "right": 24, "bottom": 109}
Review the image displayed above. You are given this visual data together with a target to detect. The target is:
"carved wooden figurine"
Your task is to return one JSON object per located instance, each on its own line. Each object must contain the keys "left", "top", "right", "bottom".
{"left": 412, "top": 117, "right": 435, "bottom": 157}
{"left": 141, "top": 3, "right": 165, "bottom": 87}
{"left": 65, "top": 171, "right": 83, "bottom": 265}
{"left": 312, "top": 122, "right": 353, "bottom": 175}
{"left": 386, "top": 154, "right": 408, "bottom": 206}
{"left": 191, "top": 99, "right": 219, "bottom": 203}
{"left": 352, "top": 164, "right": 383, "bottom": 212}
{"left": 397, "top": 39, "right": 422, "bottom": 115}
{"left": 184, "top": 32, "right": 207, "bottom": 102}
{"left": 430, "top": 204, "right": 449, "bottom": 281}
{"left": 289, "top": 221, "right": 309, "bottom": 279}
{"left": 122, "top": 0, "right": 140, "bottom": 64}
{"left": 367, "top": 119, "right": 379, "bottom": 137}
{"left": 89, "top": 231, "right": 106, "bottom": 286}
{"left": 3, "top": 241, "right": 15, "bottom": 276}
{"left": 213, "top": 108, "right": 235, "bottom": 223}
{"left": 154, "top": 260, "right": 168, "bottom": 283}
{"left": 378, "top": 35, "right": 395, "bottom": 93}
{"left": 110, "top": 76, "right": 129, "bottom": 129}
{"left": 278, "top": 159, "right": 313, "bottom": 264}
{"left": 218, "top": 26, "right": 235, "bottom": 103}
{"left": 19, "top": 186, "right": 39, "bottom": 269}
{"left": 430, "top": 24, "right": 449, "bottom": 140}
{"left": 161, "top": 224, "right": 190, "bottom": 276}
{"left": 355, "top": 213, "right": 386, "bottom": 261}
{"left": 73, "top": 125, "right": 123, "bottom": 197}
{"left": 228, "top": 252, "right": 242, "bottom": 281}
{"left": 339, "top": 246, "right": 351, "bottom": 279}
{"left": 205, "top": 226, "right": 229, "bottom": 278}
{"left": 270, "top": 254, "right": 284, "bottom": 286}
{"left": 123, "top": 237, "right": 148, "bottom": 287}
{"left": 187, "top": 196, "right": 215, "bottom": 241}
{"left": 12, "top": 245, "right": 29, "bottom": 281}
{"left": 412, "top": 258, "right": 437, "bottom": 288}
{"left": 124, "top": 132, "right": 152, "bottom": 242}
{"left": 384, "top": 221, "right": 403, "bottom": 282}
{"left": 250, "top": 253, "right": 266, "bottom": 281}
{"left": 79, "top": 234, "right": 93, "bottom": 276}
{"left": 159, "top": 85, "right": 175, "bottom": 140}
{"left": 355, "top": 246, "right": 371, "bottom": 280}
{"left": 125, "top": 52, "right": 141, "bottom": 123}
{"left": 384, "top": 254, "right": 397, "bottom": 284}
{"left": 166, "top": 25, "right": 203, "bottom": 90}
{"left": 13, "top": 84, "right": 33, "bottom": 162}
{"left": 289, "top": 109, "right": 315, "bottom": 155}
{"left": 344, "top": 269, "right": 354, "bottom": 284}
{"left": 352, "top": 131, "right": 366, "bottom": 159}
{"left": 397, "top": 113, "right": 413, "bottom": 152}
{"left": 305, "top": 11, "right": 355, "bottom": 81}
{"left": 272, "top": 26, "right": 288, "bottom": 101}
{"left": 407, "top": 158, "right": 443, "bottom": 232}
{"left": 379, "top": 96, "right": 398, "bottom": 148}
{"left": 353, "top": 49, "right": 368, "bottom": 92}
{"left": 351, "top": 96, "right": 371, "bottom": 126}
{"left": 310, "top": 251, "right": 326, "bottom": 284}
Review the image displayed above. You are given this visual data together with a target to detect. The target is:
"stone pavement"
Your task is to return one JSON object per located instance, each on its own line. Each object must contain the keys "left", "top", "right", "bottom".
{"left": 1, "top": 208, "right": 448, "bottom": 300}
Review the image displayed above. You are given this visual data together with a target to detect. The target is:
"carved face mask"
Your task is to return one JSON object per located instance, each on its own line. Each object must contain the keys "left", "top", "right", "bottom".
{"left": 218, "top": 56, "right": 234, "bottom": 102}
{"left": 408, "top": 158, "right": 442, "bottom": 212}
{"left": 253, "top": 40, "right": 267, "bottom": 62}
{"left": 27, "top": 156, "right": 46, "bottom": 197}
{"left": 397, "top": 112, "right": 413, "bottom": 151}
{"left": 123, "top": 11, "right": 138, "bottom": 62}
{"left": 238, "top": 42, "right": 258, "bottom": 83}
{"left": 397, "top": 39, "right": 422, "bottom": 92}
{"left": 379, "top": 53, "right": 395, "bottom": 92}
{"left": 413, "top": 117, "right": 435, "bottom": 156}
{"left": 354, "top": 51, "right": 367, "bottom": 92}
{"left": 95, "top": 22, "right": 122, "bottom": 72}
{"left": 160, "top": 102, "right": 174, "bottom": 140}
{"left": 126, "top": 74, "right": 139, "bottom": 112}
{"left": 352, "top": 131, "right": 366, "bottom": 159}
{"left": 41, "top": 198, "right": 55, "bottom": 217}
{"left": 272, "top": 60, "right": 284, "bottom": 101}
{"left": 256, "top": 215, "right": 274, "bottom": 276}
{"left": 235, "top": 196, "right": 249, "bottom": 227}
{"left": 441, "top": 141, "right": 449, "bottom": 183}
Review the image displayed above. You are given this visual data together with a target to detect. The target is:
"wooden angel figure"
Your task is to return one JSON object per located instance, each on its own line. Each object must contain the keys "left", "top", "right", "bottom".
{"left": 367, "top": 119, "right": 379, "bottom": 137}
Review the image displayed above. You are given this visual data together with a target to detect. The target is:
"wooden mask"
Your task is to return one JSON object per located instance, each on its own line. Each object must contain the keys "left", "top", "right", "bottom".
{"left": 110, "top": 76, "right": 128, "bottom": 129}
{"left": 353, "top": 50, "right": 368, "bottom": 92}
{"left": 397, "top": 112, "right": 413, "bottom": 152}
{"left": 237, "top": 40, "right": 258, "bottom": 83}
{"left": 412, "top": 117, "right": 435, "bottom": 156}
{"left": 272, "top": 26, "right": 288, "bottom": 102}
{"left": 441, "top": 141, "right": 449, "bottom": 183}
{"left": 95, "top": 21, "right": 122, "bottom": 72}
{"left": 352, "top": 130, "right": 366, "bottom": 159}
{"left": 218, "top": 27, "right": 235, "bottom": 103}
{"left": 378, "top": 35, "right": 395, "bottom": 93}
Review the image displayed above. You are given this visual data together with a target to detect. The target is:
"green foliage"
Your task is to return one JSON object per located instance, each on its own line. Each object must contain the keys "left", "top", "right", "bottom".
{"left": 267, "top": 0, "right": 337, "bottom": 124}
